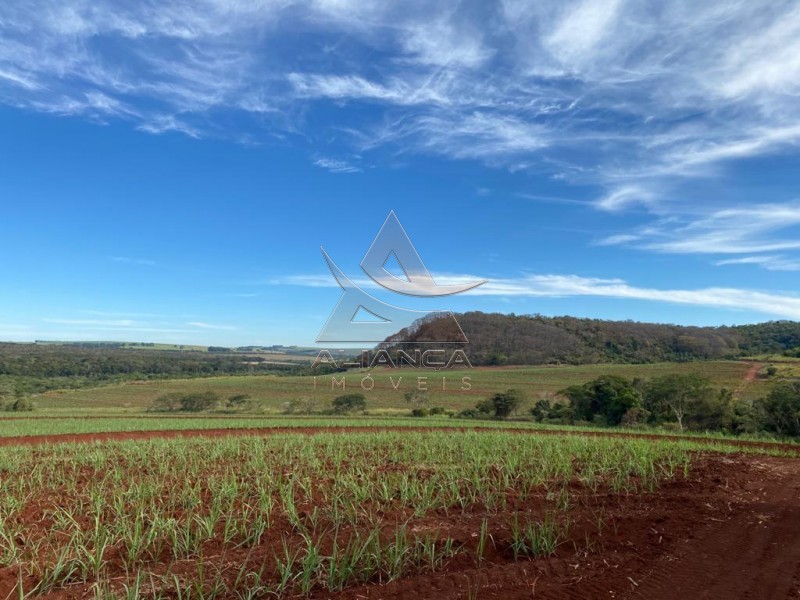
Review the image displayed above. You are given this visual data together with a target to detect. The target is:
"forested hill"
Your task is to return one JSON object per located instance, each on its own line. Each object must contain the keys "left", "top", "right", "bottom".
{"left": 385, "top": 312, "right": 800, "bottom": 365}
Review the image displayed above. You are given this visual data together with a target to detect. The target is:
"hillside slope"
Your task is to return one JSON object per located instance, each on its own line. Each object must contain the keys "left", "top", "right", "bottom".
{"left": 385, "top": 312, "right": 800, "bottom": 365}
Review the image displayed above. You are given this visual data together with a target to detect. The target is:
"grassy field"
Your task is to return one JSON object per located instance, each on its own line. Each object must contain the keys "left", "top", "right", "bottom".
{"left": 0, "top": 429, "right": 744, "bottom": 598}
{"left": 30, "top": 360, "right": 765, "bottom": 415}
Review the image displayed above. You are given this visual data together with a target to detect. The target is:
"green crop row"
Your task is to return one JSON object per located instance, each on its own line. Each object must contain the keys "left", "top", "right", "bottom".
{"left": 0, "top": 431, "right": 694, "bottom": 598}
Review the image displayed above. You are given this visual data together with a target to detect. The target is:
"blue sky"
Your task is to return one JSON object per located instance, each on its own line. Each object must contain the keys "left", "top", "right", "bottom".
{"left": 1, "top": 0, "right": 800, "bottom": 346}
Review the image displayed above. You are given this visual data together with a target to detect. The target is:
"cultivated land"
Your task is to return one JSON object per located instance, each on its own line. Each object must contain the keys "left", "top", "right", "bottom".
{"left": 31, "top": 360, "right": 765, "bottom": 415}
{"left": 0, "top": 429, "right": 798, "bottom": 599}
{"left": 0, "top": 361, "right": 797, "bottom": 598}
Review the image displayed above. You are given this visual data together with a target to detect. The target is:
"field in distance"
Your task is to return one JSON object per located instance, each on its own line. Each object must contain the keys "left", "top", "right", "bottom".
{"left": 29, "top": 360, "right": 765, "bottom": 414}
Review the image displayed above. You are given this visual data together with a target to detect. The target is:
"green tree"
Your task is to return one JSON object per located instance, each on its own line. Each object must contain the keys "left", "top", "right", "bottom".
{"left": 530, "top": 398, "right": 551, "bottom": 422}
{"left": 686, "top": 388, "right": 729, "bottom": 431}
{"left": 621, "top": 406, "right": 649, "bottom": 427}
{"left": 756, "top": 382, "right": 800, "bottom": 436}
{"left": 644, "top": 374, "right": 713, "bottom": 431}
{"left": 332, "top": 393, "right": 366, "bottom": 414}
{"left": 488, "top": 388, "right": 526, "bottom": 419}
{"left": 560, "top": 375, "right": 641, "bottom": 425}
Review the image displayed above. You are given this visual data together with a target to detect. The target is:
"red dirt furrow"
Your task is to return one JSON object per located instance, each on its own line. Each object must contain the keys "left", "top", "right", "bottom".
{"left": 625, "top": 457, "right": 800, "bottom": 600}
{"left": 329, "top": 455, "right": 800, "bottom": 599}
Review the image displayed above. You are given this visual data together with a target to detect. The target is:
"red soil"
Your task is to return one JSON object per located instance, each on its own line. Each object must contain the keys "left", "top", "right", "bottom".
{"left": 743, "top": 362, "right": 764, "bottom": 382}
{"left": 0, "top": 429, "right": 797, "bottom": 599}
{"left": 328, "top": 454, "right": 800, "bottom": 600}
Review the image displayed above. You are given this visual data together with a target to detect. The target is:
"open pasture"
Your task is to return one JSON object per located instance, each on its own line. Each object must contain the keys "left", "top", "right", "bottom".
{"left": 30, "top": 361, "right": 763, "bottom": 414}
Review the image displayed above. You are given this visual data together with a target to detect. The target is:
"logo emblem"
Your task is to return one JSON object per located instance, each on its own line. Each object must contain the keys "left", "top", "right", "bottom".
{"left": 317, "top": 211, "right": 485, "bottom": 343}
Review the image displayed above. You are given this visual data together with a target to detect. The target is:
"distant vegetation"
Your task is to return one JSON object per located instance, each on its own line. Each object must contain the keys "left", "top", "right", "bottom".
{"left": 147, "top": 392, "right": 257, "bottom": 413}
{"left": 388, "top": 312, "right": 800, "bottom": 365}
{"left": 0, "top": 342, "right": 306, "bottom": 397}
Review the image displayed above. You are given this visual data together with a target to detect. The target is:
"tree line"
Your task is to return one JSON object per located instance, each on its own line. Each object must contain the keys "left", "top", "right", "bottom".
{"left": 455, "top": 375, "right": 800, "bottom": 438}
{"left": 387, "top": 312, "right": 800, "bottom": 365}
{"left": 0, "top": 343, "right": 302, "bottom": 398}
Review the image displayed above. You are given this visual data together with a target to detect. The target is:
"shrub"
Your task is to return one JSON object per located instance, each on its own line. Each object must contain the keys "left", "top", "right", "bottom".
{"left": 179, "top": 392, "right": 220, "bottom": 412}
{"left": 226, "top": 394, "right": 251, "bottom": 410}
{"left": 475, "top": 399, "right": 495, "bottom": 414}
{"left": 148, "top": 393, "right": 183, "bottom": 412}
{"left": 483, "top": 389, "right": 526, "bottom": 419}
{"left": 454, "top": 408, "right": 481, "bottom": 419}
{"left": 6, "top": 397, "right": 34, "bottom": 412}
{"left": 148, "top": 391, "right": 220, "bottom": 412}
{"left": 284, "top": 396, "right": 319, "bottom": 415}
{"left": 411, "top": 407, "right": 429, "bottom": 417}
{"left": 429, "top": 406, "right": 446, "bottom": 416}
{"left": 332, "top": 393, "right": 366, "bottom": 414}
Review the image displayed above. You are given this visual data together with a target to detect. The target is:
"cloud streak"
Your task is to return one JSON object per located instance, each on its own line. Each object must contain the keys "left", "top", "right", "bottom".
{"left": 313, "top": 157, "right": 361, "bottom": 173}
{"left": 600, "top": 202, "right": 800, "bottom": 256}
{"left": 273, "top": 271, "right": 800, "bottom": 321}
{"left": 187, "top": 321, "right": 237, "bottom": 331}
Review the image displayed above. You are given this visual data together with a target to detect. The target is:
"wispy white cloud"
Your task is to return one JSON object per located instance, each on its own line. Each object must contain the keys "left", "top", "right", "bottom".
{"left": 43, "top": 318, "right": 138, "bottom": 327}
{"left": 289, "top": 74, "right": 449, "bottom": 106}
{"left": 543, "top": 0, "right": 623, "bottom": 68}
{"left": 715, "top": 255, "right": 800, "bottom": 272}
{"left": 81, "top": 309, "right": 172, "bottom": 318}
{"left": 41, "top": 316, "right": 226, "bottom": 335}
{"left": 366, "top": 112, "right": 550, "bottom": 162}
{"left": 595, "top": 185, "right": 656, "bottom": 212}
{"left": 515, "top": 192, "right": 589, "bottom": 206}
{"left": 270, "top": 270, "right": 800, "bottom": 320}
{"left": 595, "top": 233, "right": 642, "bottom": 246}
{"left": 601, "top": 202, "right": 800, "bottom": 257}
{"left": 0, "top": 68, "right": 42, "bottom": 90}
{"left": 187, "top": 321, "right": 237, "bottom": 331}
{"left": 473, "top": 274, "right": 800, "bottom": 321}
{"left": 270, "top": 274, "right": 349, "bottom": 288}
{"left": 313, "top": 157, "right": 361, "bottom": 173}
